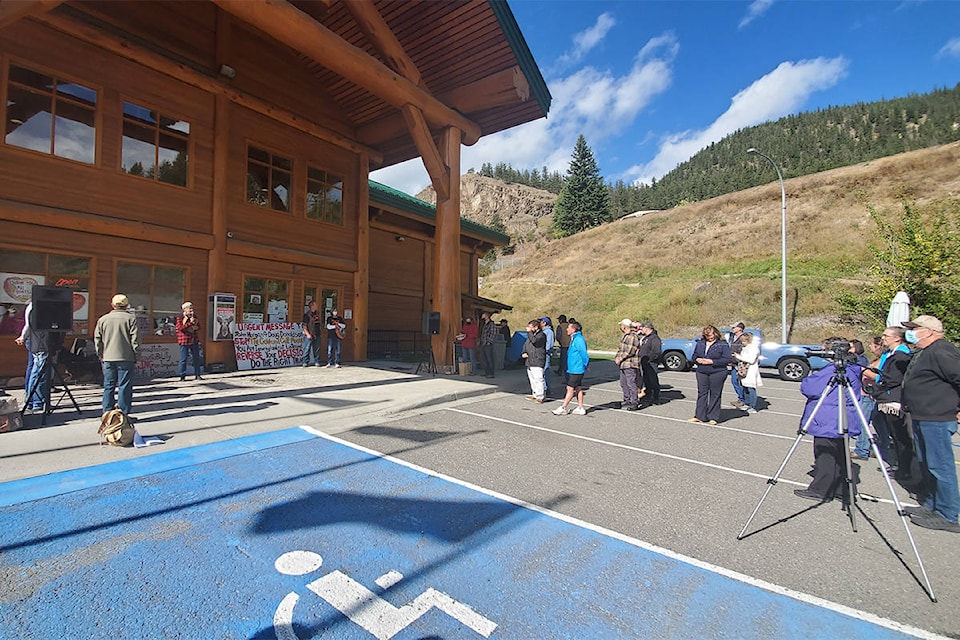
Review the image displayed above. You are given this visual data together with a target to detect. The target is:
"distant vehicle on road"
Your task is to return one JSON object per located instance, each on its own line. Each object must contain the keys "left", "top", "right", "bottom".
{"left": 660, "top": 328, "right": 828, "bottom": 381}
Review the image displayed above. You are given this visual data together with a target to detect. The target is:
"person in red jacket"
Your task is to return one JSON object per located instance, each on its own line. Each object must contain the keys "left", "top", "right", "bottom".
{"left": 458, "top": 316, "right": 478, "bottom": 375}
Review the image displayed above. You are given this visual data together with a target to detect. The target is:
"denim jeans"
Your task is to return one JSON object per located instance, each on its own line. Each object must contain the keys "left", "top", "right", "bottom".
{"left": 729, "top": 367, "right": 745, "bottom": 402}
{"left": 327, "top": 337, "right": 342, "bottom": 365}
{"left": 179, "top": 342, "right": 202, "bottom": 377}
{"left": 913, "top": 420, "right": 960, "bottom": 522}
{"left": 854, "top": 396, "right": 875, "bottom": 457}
{"left": 742, "top": 386, "right": 758, "bottom": 410}
{"left": 25, "top": 351, "right": 50, "bottom": 410}
{"left": 102, "top": 360, "right": 135, "bottom": 416}
{"left": 302, "top": 335, "right": 319, "bottom": 365}
{"left": 460, "top": 347, "right": 476, "bottom": 374}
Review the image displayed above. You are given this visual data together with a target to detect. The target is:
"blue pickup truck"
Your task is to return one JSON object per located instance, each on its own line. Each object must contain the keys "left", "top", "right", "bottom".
{"left": 659, "top": 329, "right": 829, "bottom": 381}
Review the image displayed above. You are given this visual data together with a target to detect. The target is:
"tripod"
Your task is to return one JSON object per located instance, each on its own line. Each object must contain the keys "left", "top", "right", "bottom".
{"left": 415, "top": 346, "right": 438, "bottom": 376}
{"left": 737, "top": 360, "right": 936, "bottom": 601}
{"left": 21, "top": 355, "right": 83, "bottom": 427}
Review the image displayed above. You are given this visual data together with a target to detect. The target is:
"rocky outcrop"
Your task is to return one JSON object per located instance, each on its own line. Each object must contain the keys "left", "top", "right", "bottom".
{"left": 417, "top": 173, "right": 556, "bottom": 245}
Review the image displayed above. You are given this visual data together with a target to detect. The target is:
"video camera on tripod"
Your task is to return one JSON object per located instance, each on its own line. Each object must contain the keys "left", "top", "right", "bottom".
{"left": 804, "top": 339, "right": 858, "bottom": 367}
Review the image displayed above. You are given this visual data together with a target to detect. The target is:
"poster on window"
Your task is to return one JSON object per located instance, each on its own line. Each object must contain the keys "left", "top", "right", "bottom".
{"left": 0, "top": 273, "right": 44, "bottom": 305}
{"left": 233, "top": 322, "right": 303, "bottom": 371}
{"left": 209, "top": 293, "right": 237, "bottom": 341}
{"left": 71, "top": 290, "right": 89, "bottom": 334}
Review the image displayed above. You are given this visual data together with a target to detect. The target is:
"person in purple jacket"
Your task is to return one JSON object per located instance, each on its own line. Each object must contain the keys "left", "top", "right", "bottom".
{"left": 794, "top": 337, "right": 863, "bottom": 503}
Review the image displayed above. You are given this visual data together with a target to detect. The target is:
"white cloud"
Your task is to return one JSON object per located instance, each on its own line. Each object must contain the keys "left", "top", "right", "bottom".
{"left": 624, "top": 56, "right": 849, "bottom": 185}
{"left": 556, "top": 13, "right": 616, "bottom": 68}
{"left": 373, "top": 32, "right": 680, "bottom": 196}
{"left": 739, "top": 0, "right": 775, "bottom": 29}
{"left": 937, "top": 37, "right": 960, "bottom": 58}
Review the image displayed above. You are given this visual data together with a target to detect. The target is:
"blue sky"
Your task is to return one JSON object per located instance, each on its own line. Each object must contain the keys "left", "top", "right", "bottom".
{"left": 371, "top": 0, "right": 960, "bottom": 195}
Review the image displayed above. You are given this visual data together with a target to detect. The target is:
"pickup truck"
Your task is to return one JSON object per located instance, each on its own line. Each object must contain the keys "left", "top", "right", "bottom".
{"left": 659, "top": 329, "right": 829, "bottom": 381}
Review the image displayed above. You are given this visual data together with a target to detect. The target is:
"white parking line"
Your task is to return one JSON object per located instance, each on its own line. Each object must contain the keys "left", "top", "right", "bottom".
{"left": 586, "top": 386, "right": 804, "bottom": 421}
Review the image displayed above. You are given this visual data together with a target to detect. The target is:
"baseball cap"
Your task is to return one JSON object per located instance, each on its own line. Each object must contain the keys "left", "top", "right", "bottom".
{"left": 639, "top": 321, "right": 654, "bottom": 329}
{"left": 540, "top": 317, "right": 552, "bottom": 324}
{"left": 112, "top": 294, "right": 130, "bottom": 308}
{"left": 620, "top": 318, "right": 633, "bottom": 327}
{"left": 732, "top": 322, "right": 745, "bottom": 329}
{"left": 902, "top": 315, "right": 943, "bottom": 333}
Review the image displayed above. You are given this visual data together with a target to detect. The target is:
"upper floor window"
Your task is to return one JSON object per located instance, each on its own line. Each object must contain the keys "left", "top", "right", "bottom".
{"left": 4, "top": 64, "right": 97, "bottom": 164}
{"left": 121, "top": 101, "right": 190, "bottom": 187}
{"left": 246, "top": 146, "right": 290, "bottom": 212}
{"left": 306, "top": 166, "right": 344, "bottom": 225}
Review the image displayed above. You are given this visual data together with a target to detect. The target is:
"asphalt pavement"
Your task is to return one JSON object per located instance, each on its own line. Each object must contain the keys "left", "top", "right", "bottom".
{"left": 1, "top": 360, "right": 957, "bottom": 638}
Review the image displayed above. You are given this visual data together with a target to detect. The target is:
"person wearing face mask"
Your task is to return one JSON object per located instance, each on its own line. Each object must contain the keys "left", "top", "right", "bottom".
{"left": 900, "top": 315, "right": 960, "bottom": 533}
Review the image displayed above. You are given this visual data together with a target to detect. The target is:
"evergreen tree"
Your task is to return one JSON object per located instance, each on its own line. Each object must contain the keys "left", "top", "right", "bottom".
{"left": 552, "top": 134, "right": 611, "bottom": 237}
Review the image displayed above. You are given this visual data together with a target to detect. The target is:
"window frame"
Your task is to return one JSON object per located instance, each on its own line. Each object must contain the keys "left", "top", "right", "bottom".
{"left": 0, "top": 244, "right": 95, "bottom": 336}
{"left": 244, "top": 142, "right": 293, "bottom": 213}
{"left": 2, "top": 58, "right": 101, "bottom": 167}
{"left": 241, "top": 275, "right": 292, "bottom": 324}
{"left": 118, "top": 96, "right": 192, "bottom": 189}
{"left": 305, "top": 164, "right": 345, "bottom": 226}
{"left": 114, "top": 258, "right": 189, "bottom": 342}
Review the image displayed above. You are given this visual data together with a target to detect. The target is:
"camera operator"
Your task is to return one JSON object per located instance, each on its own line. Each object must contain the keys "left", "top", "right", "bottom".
{"left": 794, "top": 337, "right": 864, "bottom": 503}
{"left": 176, "top": 301, "right": 202, "bottom": 382}
{"left": 900, "top": 315, "right": 960, "bottom": 533}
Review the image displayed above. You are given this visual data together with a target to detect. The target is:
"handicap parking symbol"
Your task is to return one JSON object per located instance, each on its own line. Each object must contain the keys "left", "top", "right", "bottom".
{"left": 273, "top": 550, "right": 498, "bottom": 640}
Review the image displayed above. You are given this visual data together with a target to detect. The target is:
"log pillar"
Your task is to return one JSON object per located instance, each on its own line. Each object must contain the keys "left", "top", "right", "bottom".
{"left": 353, "top": 153, "right": 370, "bottom": 361}
{"left": 205, "top": 92, "right": 233, "bottom": 369}
{"left": 431, "top": 127, "right": 461, "bottom": 368}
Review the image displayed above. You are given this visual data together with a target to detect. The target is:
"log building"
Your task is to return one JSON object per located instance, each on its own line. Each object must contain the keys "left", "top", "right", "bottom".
{"left": 0, "top": 0, "right": 549, "bottom": 377}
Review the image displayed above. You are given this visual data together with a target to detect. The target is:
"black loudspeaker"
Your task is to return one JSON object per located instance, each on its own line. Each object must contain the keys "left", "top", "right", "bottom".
{"left": 422, "top": 311, "right": 440, "bottom": 335}
{"left": 31, "top": 285, "right": 74, "bottom": 331}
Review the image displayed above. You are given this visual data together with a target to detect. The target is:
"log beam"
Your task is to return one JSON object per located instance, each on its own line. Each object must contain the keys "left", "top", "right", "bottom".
{"left": 357, "top": 66, "right": 528, "bottom": 147}
{"left": 35, "top": 10, "right": 384, "bottom": 164}
{"left": 402, "top": 104, "right": 449, "bottom": 202}
{"left": 430, "top": 127, "right": 462, "bottom": 368}
{"left": 342, "top": 0, "right": 421, "bottom": 87}
{"left": 211, "top": 0, "right": 481, "bottom": 145}
{"left": 226, "top": 239, "right": 358, "bottom": 273}
{"left": 0, "top": 0, "right": 60, "bottom": 29}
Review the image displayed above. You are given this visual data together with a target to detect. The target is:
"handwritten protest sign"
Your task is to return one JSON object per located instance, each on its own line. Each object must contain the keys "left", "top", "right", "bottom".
{"left": 233, "top": 323, "right": 304, "bottom": 371}
{"left": 135, "top": 343, "right": 204, "bottom": 379}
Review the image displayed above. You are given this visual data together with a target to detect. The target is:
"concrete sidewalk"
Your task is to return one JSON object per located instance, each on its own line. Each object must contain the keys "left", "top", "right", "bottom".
{"left": 0, "top": 361, "right": 538, "bottom": 484}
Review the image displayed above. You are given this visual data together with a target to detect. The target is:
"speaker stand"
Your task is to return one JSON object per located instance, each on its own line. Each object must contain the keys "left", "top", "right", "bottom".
{"left": 21, "top": 357, "right": 83, "bottom": 426}
{"left": 415, "top": 346, "right": 438, "bottom": 376}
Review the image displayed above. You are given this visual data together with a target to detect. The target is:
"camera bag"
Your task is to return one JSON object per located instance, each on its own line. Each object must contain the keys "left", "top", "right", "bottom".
{"left": 98, "top": 408, "right": 134, "bottom": 446}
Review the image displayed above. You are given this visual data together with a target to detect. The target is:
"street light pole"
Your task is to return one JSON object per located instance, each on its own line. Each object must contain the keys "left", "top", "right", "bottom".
{"left": 747, "top": 148, "right": 787, "bottom": 343}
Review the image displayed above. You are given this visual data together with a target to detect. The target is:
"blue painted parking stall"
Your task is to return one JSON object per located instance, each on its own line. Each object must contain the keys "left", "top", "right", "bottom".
{"left": 0, "top": 427, "right": 933, "bottom": 639}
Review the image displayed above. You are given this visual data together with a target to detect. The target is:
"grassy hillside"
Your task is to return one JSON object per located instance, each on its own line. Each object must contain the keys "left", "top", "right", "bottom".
{"left": 480, "top": 142, "right": 960, "bottom": 351}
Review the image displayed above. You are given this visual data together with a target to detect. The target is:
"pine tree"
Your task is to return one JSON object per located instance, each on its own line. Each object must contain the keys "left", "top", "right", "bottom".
{"left": 552, "top": 134, "right": 611, "bottom": 237}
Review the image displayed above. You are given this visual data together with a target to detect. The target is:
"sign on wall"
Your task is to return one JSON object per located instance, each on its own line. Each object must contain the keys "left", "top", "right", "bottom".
{"left": 0, "top": 273, "right": 44, "bottom": 305}
{"left": 233, "top": 323, "right": 303, "bottom": 371}
{"left": 135, "top": 343, "right": 204, "bottom": 379}
{"left": 210, "top": 293, "right": 237, "bottom": 341}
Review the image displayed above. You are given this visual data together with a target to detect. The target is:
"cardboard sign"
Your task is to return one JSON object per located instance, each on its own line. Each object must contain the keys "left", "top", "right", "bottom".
{"left": 233, "top": 323, "right": 304, "bottom": 371}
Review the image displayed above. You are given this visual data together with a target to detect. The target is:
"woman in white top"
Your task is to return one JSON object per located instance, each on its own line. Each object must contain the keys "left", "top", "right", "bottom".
{"left": 734, "top": 333, "right": 763, "bottom": 413}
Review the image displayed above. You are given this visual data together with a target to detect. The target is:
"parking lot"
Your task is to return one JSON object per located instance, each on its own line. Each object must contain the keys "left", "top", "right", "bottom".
{"left": 1, "top": 363, "right": 957, "bottom": 638}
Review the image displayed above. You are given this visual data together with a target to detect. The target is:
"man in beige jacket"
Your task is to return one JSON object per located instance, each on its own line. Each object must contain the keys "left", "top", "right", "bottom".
{"left": 94, "top": 294, "right": 140, "bottom": 416}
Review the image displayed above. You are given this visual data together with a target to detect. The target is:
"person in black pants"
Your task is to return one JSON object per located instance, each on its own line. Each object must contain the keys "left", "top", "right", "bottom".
{"left": 690, "top": 325, "right": 730, "bottom": 424}
{"left": 638, "top": 321, "right": 662, "bottom": 405}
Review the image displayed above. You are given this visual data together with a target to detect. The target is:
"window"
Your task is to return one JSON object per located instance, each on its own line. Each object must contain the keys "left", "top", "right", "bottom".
{"left": 116, "top": 262, "right": 186, "bottom": 338}
{"left": 246, "top": 146, "right": 291, "bottom": 212}
{"left": 0, "top": 248, "right": 92, "bottom": 334}
{"left": 306, "top": 166, "right": 344, "bottom": 225}
{"left": 243, "top": 276, "right": 289, "bottom": 323}
{"left": 121, "top": 101, "right": 190, "bottom": 187}
{"left": 4, "top": 64, "right": 97, "bottom": 164}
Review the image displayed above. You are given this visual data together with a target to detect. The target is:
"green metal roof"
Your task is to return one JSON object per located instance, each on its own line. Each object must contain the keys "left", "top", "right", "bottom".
{"left": 489, "top": 0, "right": 552, "bottom": 115}
{"left": 368, "top": 180, "right": 511, "bottom": 245}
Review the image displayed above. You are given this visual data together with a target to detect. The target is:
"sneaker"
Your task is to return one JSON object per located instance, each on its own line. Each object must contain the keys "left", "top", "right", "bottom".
{"left": 335, "top": 364, "right": 342, "bottom": 368}
{"left": 909, "top": 510, "right": 960, "bottom": 533}
{"left": 901, "top": 504, "right": 933, "bottom": 517}
{"left": 707, "top": 420, "right": 719, "bottom": 425}
{"left": 572, "top": 406, "right": 587, "bottom": 415}
{"left": 525, "top": 395, "right": 537, "bottom": 401}
{"left": 851, "top": 453, "right": 870, "bottom": 461}
{"left": 623, "top": 403, "right": 639, "bottom": 411}
{"left": 746, "top": 407, "right": 757, "bottom": 414}
{"left": 730, "top": 401, "right": 744, "bottom": 409}
{"left": 324, "top": 364, "right": 332, "bottom": 368}
{"left": 689, "top": 417, "right": 703, "bottom": 423}
{"left": 535, "top": 398, "right": 544, "bottom": 404}
{"left": 552, "top": 406, "right": 570, "bottom": 415}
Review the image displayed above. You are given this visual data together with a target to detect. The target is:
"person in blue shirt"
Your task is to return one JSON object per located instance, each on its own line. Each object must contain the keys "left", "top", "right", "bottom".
{"left": 553, "top": 321, "right": 589, "bottom": 416}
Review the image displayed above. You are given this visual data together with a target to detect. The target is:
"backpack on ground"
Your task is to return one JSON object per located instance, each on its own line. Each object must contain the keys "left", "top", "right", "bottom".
{"left": 98, "top": 409, "right": 134, "bottom": 446}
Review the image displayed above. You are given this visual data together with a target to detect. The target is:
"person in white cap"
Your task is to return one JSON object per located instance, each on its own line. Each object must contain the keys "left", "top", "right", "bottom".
{"left": 94, "top": 294, "right": 140, "bottom": 416}
{"left": 613, "top": 318, "right": 641, "bottom": 411}
{"left": 900, "top": 314, "right": 960, "bottom": 533}
{"left": 176, "top": 301, "right": 202, "bottom": 382}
